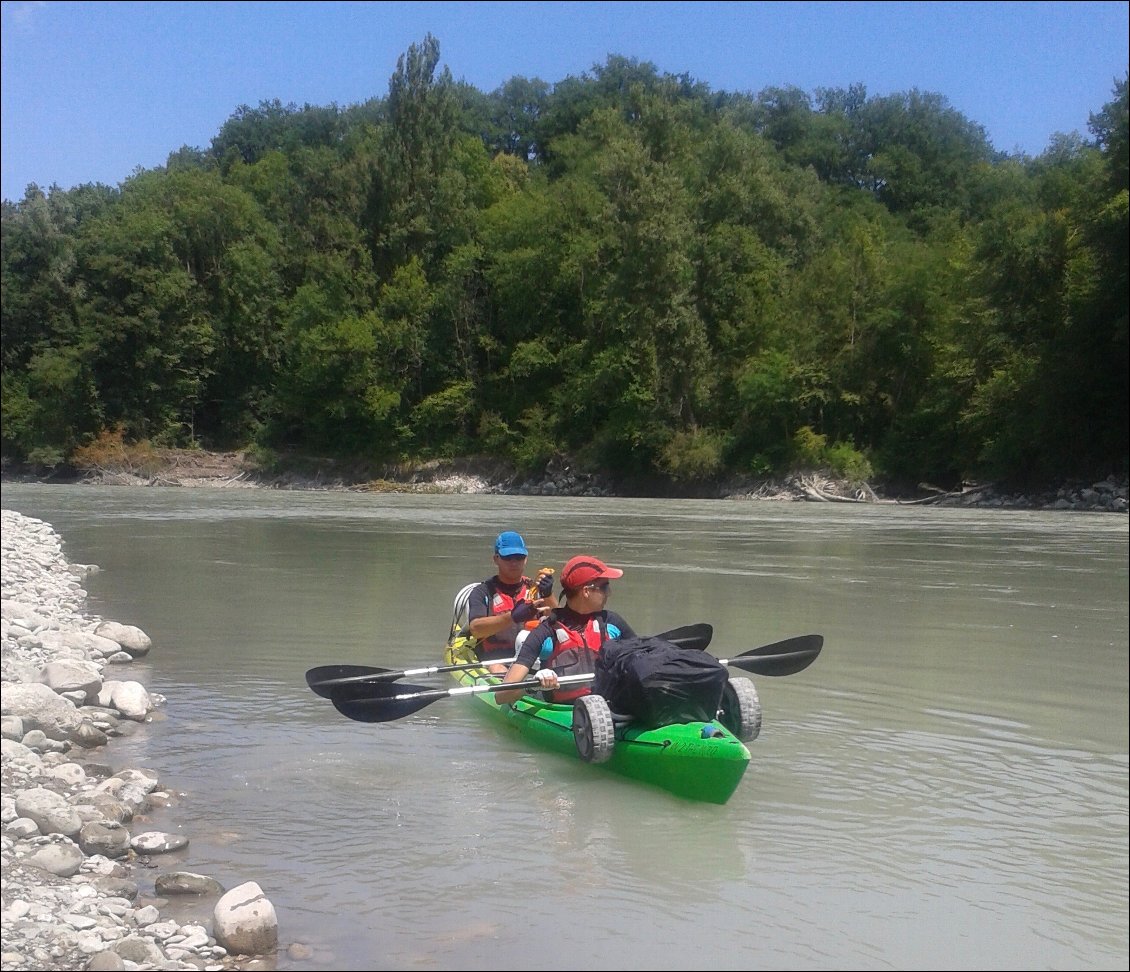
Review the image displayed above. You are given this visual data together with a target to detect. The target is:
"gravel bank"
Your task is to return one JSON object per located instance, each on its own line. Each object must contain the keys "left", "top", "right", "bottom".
{"left": 1, "top": 510, "right": 282, "bottom": 972}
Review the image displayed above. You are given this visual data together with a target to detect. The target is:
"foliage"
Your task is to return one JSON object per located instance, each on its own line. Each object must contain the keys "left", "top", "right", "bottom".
{"left": 71, "top": 426, "right": 164, "bottom": 477}
{"left": 508, "top": 404, "right": 559, "bottom": 473}
{"left": 410, "top": 379, "right": 476, "bottom": 453}
{"left": 660, "top": 427, "right": 728, "bottom": 482}
{"left": 1, "top": 45, "right": 1125, "bottom": 490}
{"left": 790, "top": 426, "right": 873, "bottom": 483}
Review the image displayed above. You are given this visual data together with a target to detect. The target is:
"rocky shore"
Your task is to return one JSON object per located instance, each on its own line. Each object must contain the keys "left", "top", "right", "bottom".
{"left": 9, "top": 450, "right": 1126, "bottom": 513}
{"left": 1, "top": 511, "right": 283, "bottom": 971}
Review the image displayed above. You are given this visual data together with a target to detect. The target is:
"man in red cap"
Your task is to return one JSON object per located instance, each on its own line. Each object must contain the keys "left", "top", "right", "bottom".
{"left": 496, "top": 554, "right": 636, "bottom": 704}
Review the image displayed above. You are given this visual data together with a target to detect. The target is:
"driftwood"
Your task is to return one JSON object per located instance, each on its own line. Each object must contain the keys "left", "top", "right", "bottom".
{"left": 80, "top": 464, "right": 255, "bottom": 488}
{"left": 896, "top": 482, "right": 995, "bottom": 505}
{"left": 797, "top": 474, "right": 993, "bottom": 506}
{"left": 797, "top": 475, "right": 877, "bottom": 504}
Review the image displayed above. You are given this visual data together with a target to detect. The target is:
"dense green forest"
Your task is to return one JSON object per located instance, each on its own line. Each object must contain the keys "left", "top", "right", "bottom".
{"left": 2, "top": 37, "right": 1127, "bottom": 489}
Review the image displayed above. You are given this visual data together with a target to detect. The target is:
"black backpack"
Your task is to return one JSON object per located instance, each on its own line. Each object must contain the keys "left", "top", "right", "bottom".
{"left": 591, "top": 636, "right": 729, "bottom": 727}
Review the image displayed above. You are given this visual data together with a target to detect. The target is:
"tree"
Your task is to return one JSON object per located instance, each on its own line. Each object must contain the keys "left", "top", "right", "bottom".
{"left": 367, "top": 34, "right": 462, "bottom": 274}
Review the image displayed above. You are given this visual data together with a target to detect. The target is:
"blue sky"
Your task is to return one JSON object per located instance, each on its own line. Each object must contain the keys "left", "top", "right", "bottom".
{"left": 2, "top": 1, "right": 1127, "bottom": 202}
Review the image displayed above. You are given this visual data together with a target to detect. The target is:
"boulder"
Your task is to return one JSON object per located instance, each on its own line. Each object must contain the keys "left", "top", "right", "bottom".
{"left": 212, "top": 881, "right": 279, "bottom": 955}
{"left": 1, "top": 682, "right": 83, "bottom": 740}
{"left": 94, "top": 620, "right": 152, "bottom": 657}
{"left": 14, "top": 786, "right": 83, "bottom": 837}
{"left": 78, "top": 820, "right": 131, "bottom": 858}
{"left": 22, "top": 836, "right": 84, "bottom": 877}
{"left": 155, "top": 871, "right": 225, "bottom": 896}
{"left": 38, "top": 659, "right": 103, "bottom": 698}
{"left": 103, "top": 681, "right": 152, "bottom": 721}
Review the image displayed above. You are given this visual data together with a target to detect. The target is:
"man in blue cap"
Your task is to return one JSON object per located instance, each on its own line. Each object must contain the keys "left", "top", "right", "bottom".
{"left": 466, "top": 531, "right": 555, "bottom": 671}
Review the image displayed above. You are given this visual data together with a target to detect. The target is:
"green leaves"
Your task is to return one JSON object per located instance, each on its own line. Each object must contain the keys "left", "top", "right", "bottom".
{"left": 1, "top": 44, "right": 1124, "bottom": 487}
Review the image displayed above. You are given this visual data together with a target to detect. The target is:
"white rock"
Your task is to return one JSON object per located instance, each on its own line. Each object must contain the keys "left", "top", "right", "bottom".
{"left": 212, "top": 881, "right": 279, "bottom": 956}
{"left": 94, "top": 621, "right": 152, "bottom": 657}
{"left": 38, "top": 659, "right": 103, "bottom": 698}
{"left": 108, "top": 681, "right": 151, "bottom": 721}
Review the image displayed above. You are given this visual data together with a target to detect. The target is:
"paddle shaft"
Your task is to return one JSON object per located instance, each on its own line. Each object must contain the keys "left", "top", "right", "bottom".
{"left": 314, "top": 657, "right": 515, "bottom": 690}
{"left": 341, "top": 672, "right": 592, "bottom": 708}
{"left": 307, "top": 624, "right": 711, "bottom": 696}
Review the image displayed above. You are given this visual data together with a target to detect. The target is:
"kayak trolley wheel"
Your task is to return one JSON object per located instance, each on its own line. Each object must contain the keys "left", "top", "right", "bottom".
{"left": 719, "top": 677, "right": 762, "bottom": 742}
{"left": 572, "top": 694, "right": 615, "bottom": 764}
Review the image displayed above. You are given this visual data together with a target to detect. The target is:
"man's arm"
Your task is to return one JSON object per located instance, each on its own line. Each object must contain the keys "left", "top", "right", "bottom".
{"left": 495, "top": 621, "right": 554, "bottom": 703}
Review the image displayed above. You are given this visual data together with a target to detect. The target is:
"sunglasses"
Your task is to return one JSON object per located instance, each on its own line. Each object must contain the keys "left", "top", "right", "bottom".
{"left": 586, "top": 580, "right": 610, "bottom": 592}
{"left": 498, "top": 554, "right": 527, "bottom": 562}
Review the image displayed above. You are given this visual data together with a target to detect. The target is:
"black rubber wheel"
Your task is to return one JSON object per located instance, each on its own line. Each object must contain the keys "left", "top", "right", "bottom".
{"left": 719, "top": 677, "right": 762, "bottom": 742}
{"left": 572, "top": 694, "right": 615, "bottom": 763}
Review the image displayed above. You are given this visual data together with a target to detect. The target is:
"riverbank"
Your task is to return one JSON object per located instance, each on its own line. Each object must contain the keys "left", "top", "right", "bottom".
{"left": 3, "top": 451, "right": 1127, "bottom": 513}
{"left": 1, "top": 511, "right": 287, "bottom": 971}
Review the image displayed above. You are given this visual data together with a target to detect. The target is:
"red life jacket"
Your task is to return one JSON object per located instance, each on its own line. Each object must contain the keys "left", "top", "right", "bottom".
{"left": 481, "top": 577, "right": 535, "bottom": 655}
{"left": 544, "top": 617, "right": 605, "bottom": 702}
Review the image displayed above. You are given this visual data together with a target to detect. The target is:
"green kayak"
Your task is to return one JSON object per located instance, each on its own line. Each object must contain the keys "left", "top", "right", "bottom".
{"left": 309, "top": 590, "right": 818, "bottom": 804}
{"left": 444, "top": 632, "right": 756, "bottom": 805}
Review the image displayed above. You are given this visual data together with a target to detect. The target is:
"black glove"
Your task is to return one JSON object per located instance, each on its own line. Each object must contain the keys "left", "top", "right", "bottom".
{"left": 510, "top": 601, "right": 537, "bottom": 625}
{"left": 536, "top": 573, "right": 554, "bottom": 598}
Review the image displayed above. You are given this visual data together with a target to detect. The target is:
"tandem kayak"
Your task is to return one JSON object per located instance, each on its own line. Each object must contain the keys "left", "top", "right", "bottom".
{"left": 443, "top": 636, "right": 755, "bottom": 804}
{"left": 443, "top": 585, "right": 759, "bottom": 804}
{"left": 308, "top": 597, "right": 820, "bottom": 805}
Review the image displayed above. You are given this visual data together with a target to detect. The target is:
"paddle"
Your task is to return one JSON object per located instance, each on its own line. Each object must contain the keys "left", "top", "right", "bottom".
{"left": 305, "top": 658, "right": 516, "bottom": 699}
{"left": 327, "top": 633, "right": 822, "bottom": 724}
{"left": 656, "top": 622, "right": 713, "bottom": 651}
{"left": 718, "top": 634, "right": 823, "bottom": 677}
{"left": 305, "top": 623, "right": 714, "bottom": 698}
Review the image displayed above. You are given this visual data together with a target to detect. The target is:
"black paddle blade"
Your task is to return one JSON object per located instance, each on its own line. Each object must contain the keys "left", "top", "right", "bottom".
{"left": 330, "top": 680, "right": 443, "bottom": 723}
{"left": 724, "top": 634, "right": 823, "bottom": 677}
{"left": 656, "top": 622, "right": 713, "bottom": 651}
{"left": 306, "top": 664, "right": 395, "bottom": 698}
{"left": 332, "top": 696, "right": 432, "bottom": 723}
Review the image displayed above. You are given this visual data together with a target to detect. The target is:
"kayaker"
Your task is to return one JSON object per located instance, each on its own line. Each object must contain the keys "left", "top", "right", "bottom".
{"left": 466, "top": 531, "right": 556, "bottom": 673}
{"left": 495, "top": 554, "right": 636, "bottom": 703}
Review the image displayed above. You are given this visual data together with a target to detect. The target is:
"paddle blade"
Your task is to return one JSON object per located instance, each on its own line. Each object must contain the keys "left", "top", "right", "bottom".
{"left": 656, "top": 622, "right": 713, "bottom": 651}
{"left": 330, "top": 680, "right": 444, "bottom": 722}
{"left": 724, "top": 634, "right": 823, "bottom": 677}
{"left": 332, "top": 695, "right": 434, "bottom": 723}
{"left": 306, "top": 664, "right": 394, "bottom": 699}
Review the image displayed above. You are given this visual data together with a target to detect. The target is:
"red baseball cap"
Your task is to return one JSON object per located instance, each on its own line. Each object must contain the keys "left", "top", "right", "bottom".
{"left": 560, "top": 555, "right": 624, "bottom": 590}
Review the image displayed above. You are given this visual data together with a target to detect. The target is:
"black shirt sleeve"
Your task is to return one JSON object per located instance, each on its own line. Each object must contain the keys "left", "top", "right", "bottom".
{"left": 515, "top": 619, "right": 554, "bottom": 669}
{"left": 605, "top": 610, "right": 636, "bottom": 639}
{"left": 466, "top": 582, "right": 492, "bottom": 622}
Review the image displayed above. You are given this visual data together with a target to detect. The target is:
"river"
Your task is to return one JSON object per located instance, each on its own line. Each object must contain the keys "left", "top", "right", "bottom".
{"left": 2, "top": 484, "right": 1126, "bottom": 971}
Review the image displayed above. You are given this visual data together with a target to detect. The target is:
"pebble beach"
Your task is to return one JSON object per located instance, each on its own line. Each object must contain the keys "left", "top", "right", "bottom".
{"left": 1, "top": 510, "right": 283, "bottom": 972}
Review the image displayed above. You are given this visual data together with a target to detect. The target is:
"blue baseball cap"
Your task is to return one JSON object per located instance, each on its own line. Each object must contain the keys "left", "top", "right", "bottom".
{"left": 494, "top": 531, "right": 528, "bottom": 557}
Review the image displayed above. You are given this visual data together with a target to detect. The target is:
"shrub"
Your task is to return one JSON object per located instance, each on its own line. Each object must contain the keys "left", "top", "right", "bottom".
{"left": 825, "top": 441, "right": 874, "bottom": 482}
{"left": 790, "top": 426, "right": 874, "bottom": 483}
{"left": 25, "top": 446, "right": 66, "bottom": 469}
{"left": 660, "top": 428, "right": 728, "bottom": 482}
{"left": 71, "top": 427, "right": 164, "bottom": 477}
{"left": 509, "top": 405, "right": 557, "bottom": 473}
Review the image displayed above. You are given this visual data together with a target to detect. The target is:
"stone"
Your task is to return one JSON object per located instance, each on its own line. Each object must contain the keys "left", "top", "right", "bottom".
{"left": 78, "top": 820, "right": 131, "bottom": 858}
{"left": 154, "top": 871, "right": 225, "bottom": 896}
{"left": 93, "top": 621, "right": 152, "bottom": 657}
{"left": 130, "top": 831, "right": 189, "bottom": 853}
{"left": 212, "top": 881, "right": 279, "bottom": 956}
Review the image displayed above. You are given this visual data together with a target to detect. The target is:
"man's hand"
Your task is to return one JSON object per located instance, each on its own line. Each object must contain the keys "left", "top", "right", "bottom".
{"left": 510, "top": 601, "right": 537, "bottom": 625}
{"left": 536, "top": 572, "right": 554, "bottom": 598}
